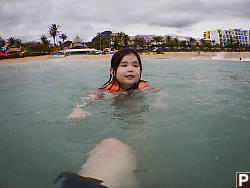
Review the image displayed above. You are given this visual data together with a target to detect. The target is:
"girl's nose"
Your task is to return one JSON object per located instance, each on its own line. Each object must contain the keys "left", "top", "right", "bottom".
{"left": 128, "top": 65, "right": 133, "bottom": 71}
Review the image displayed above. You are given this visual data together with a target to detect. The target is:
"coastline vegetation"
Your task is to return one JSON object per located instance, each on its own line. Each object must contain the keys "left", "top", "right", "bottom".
{"left": 1, "top": 24, "right": 250, "bottom": 60}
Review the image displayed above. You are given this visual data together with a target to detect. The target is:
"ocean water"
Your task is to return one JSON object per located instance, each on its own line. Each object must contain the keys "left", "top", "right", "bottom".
{"left": 0, "top": 57, "right": 250, "bottom": 188}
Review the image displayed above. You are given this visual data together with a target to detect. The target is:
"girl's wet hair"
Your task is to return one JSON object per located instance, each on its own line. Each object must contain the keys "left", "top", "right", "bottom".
{"left": 102, "top": 48, "right": 142, "bottom": 90}
{"left": 110, "top": 48, "right": 142, "bottom": 81}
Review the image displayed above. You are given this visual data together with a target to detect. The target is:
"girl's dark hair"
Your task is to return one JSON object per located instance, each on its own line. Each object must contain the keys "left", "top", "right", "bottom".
{"left": 111, "top": 48, "right": 142, "bottom": 80}
{"left": 102, "top": 48, "right": 142, "bottom": 90}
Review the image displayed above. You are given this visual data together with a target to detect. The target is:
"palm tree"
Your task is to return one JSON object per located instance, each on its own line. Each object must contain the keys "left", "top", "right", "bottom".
{"left": 49, "top": 24, "right": 60, "bottom": 48}
{"left": 59, "top": 33, "right": 67, "bottom": 52}
{"left": 165, "top": 35, "right": 172, "bottom": 44}
{"left": 58, "top": 41, "right": 62, "bottom": 49}
{"left": 7, "top": 37, "right": 16, "bottom": 47}
{"left": 164, "top": 35, "right": 172, "bottom": 47}
{"left": 59, "top": 33, "right": 67, "bottom": 45}
{"left": 211, "top": 40, "right": 216, "bottom": 46}
{"left": 166, "top": 35, "right": 172, "bottom": 42}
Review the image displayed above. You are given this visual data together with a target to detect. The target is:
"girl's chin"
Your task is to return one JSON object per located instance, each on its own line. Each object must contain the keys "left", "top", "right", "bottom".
{"left": 117, "top": 79, "right": 140, "bottom": 89}
{"left": 120, "top": 83, "right": 137, "bottom": 89}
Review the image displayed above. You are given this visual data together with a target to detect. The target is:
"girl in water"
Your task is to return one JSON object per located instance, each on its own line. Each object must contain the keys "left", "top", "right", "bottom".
{"left": 67, "top": 48, "right": 155, "bottom": 119}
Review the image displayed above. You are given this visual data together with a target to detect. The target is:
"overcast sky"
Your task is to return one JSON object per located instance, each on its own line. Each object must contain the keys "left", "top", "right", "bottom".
{"left": 1, "top": 0, "right": 249, "bottom": 42}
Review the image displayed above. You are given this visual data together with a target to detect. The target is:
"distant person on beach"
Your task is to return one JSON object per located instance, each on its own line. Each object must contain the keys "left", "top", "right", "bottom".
{"left": 67, "top": 48, "right": 166, "bottom": 119}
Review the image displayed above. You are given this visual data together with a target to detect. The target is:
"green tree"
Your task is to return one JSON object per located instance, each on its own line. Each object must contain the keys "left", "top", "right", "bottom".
{"left": 188, "top": 37, "right": 196, "bottom": 49}
{"left": 40, "top": 35, "right": 52, "bottom": 52}
{"left": 123, "top": 34, "right": 130, "bottom": 48}
{"left": 211, "top": 40, "right": 216, "bottom": 46}
{"left": 133, "top": 36, "right": 145, "bottom": 49}
{"left": 41, "top": 35, "right": 50, "bottom": 46}
{"left": 203, "top": 40, "right": 212, "bottom": 51}
{"left": 0, "top": 37, "right": 6, "bottom": 50}
{"left": 112, "top": 32, "right": 125, "bottom": 50}
{"left": 59, "top": 33, "right": 67, "bottom": 52}
{"left": 14, "top": 39, "right": 22, "bottom": 48}
{"left": 91, "top": 31, "right": 112, "bottom": 50}
{"left": 96, "top": 32, "right": 103, "bottom": 50}
{"left": 166, "top": 35, "right": 172, "bottom": 42}
{"left": 113, "top": 32, "right": 129, "bottom": 49}
{"left": 49, "top": 24, "right": 60, "bottom": 48}
{"left": 7, "top": 37, "right": 16, "bottom": 47}
{"left": 59, "top": 33, "right": 67, "bottom": 46}
{"left": 22, "top": 41, "right": 43, "bottom": 52}
{"left": 179, "top": 40, "right": 187, "bottom": 49}
{"left": 58, "top": 41, "right": 62, "bottom": 49}
{"left": 198, "top": 39, "right": 205, "bottom": 50}
{"left": 153, "top": 36, "right": 163, "bottom": 46}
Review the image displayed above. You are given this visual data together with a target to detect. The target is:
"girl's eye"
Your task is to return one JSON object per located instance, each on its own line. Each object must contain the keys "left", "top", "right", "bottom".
{"left": 121, "top": 64, "right": 127, "bottom": 67}
{"left": 133, "top": 64, "right": 139, "bottom": 67}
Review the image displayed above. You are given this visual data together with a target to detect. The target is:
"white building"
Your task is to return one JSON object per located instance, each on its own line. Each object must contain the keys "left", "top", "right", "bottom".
{"left": 204, "top": 29, "right": 250, "bottom": 46}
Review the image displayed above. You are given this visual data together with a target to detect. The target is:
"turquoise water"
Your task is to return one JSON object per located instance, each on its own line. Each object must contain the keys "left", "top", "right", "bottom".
{"left": 0, "top": 57, "right": 250, "bottom": 188}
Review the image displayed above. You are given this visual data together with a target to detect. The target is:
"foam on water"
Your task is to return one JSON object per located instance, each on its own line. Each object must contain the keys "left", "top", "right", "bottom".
{"left": 191, "top": 53, "right": 250, "bottom": 62}
{"left": 210, "top": 53, "right": 228, "bottom": 60}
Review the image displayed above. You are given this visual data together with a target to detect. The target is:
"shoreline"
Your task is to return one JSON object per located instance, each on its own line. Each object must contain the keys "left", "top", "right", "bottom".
{"left": 1, "top": 51, "right": 250, "bottom": 64}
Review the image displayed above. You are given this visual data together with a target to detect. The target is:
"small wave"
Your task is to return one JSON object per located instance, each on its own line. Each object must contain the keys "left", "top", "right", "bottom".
{"left": 144, "top": 72, "right": 178, "bottom": 77}
{"left": 211, "top": 53, "right": 225, "bottom": 60}
{"left": 226, "top": 75, "right": 250, "bottom": 83}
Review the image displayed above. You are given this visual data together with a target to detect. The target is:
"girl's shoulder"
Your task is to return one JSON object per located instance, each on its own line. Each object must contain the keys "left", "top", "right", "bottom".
{"left": 90, "top": 88, "right": 106, "bottom": 99}
{"left": 138, "top": 80, "right": 149, "bottom": 89}
{"left": 139, "top": 81, "right": 160, "bottom": 92}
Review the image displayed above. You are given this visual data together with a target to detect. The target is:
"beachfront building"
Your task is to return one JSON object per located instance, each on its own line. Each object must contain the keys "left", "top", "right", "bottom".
{"left": 204, "top": 29, "right": 250, "bottom": 46}
{"left": 139, "top": 35, "right": 155, "bottom": 45}
{"left": 63, "top": 48, "right": 97, "bottom": 55}
{"left": 174, "top": 36, "right": 191, "bottom": 42}
{"left": 63, "top": 35, "right": 99, "bottom": 55}
{"left": 70, "top": 35, "right": 87, "bottom": 48}
{"left": 128, "top": 35, "right": 160, "bottom": 47}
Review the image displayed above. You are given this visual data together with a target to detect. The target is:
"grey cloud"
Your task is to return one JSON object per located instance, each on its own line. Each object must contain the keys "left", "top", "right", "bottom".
{"left": 0, "top": 0, "right": 249, "bottom": 41}
{"left": 0, "top": 1, "right": 51, "bottom": 38}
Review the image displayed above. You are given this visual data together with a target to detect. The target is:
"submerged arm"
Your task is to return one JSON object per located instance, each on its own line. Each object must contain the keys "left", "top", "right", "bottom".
{"left": 142, "top": 86, "right": 167, "bottom": 109}
{"left": 153, "top": 90, "right": 168, "bottom": 109}
{"left": 67, "top": 94, "right": 99, "bottom": 119}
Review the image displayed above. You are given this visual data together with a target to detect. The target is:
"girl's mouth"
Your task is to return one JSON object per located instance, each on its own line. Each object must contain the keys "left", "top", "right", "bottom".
{"left": 125, "top": 75, "right": 135, "bottom": 79}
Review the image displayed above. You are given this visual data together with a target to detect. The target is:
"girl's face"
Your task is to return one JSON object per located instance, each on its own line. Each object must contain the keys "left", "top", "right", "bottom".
{"left": 111, "top": 53, "right": 141, "bottom": 89}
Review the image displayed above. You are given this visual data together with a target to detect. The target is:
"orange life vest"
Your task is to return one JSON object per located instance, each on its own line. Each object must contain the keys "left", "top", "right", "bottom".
{"left": 102, "top": 80, "right": 148, "bottom": 93}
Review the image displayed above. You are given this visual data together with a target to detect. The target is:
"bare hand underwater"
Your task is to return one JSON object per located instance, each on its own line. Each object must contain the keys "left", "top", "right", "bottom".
{"left": 67, "top": 48, "right": 167, "bottom": 120}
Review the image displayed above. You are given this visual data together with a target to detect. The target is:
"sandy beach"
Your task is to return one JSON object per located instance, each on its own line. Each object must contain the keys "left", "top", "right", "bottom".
{"left": 1, "top": 51, "right": 250, "bottom": 64}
